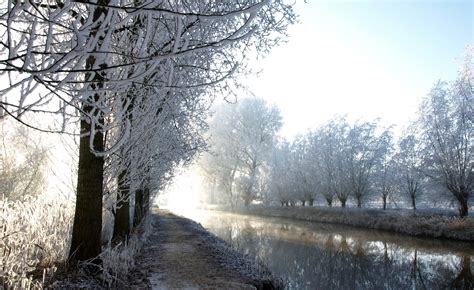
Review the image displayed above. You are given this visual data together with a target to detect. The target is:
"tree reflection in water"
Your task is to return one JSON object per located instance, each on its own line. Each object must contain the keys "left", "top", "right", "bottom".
{"left": 191, "top": 211, "right": 474, "bottom": 290}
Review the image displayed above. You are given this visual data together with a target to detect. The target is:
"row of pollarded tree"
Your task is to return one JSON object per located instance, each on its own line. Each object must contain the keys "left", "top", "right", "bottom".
{"left": 0, "top": 0, "right": 296, "bottom": 265}
{"left": 200, "top": 51, "right": 473, "bottom": 217}
{"left": 267, "top": 54, "right": 473, "bottom": 217}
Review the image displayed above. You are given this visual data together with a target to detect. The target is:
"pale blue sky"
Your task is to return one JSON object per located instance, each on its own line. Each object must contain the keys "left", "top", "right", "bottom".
{"left": 247, "top": 0, "right": 473, "bottom": 137}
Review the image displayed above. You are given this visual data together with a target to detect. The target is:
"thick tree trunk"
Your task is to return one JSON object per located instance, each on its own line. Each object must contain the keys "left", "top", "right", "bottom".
{"left": 113, "top": 170, "right": 130, "bottom": 242}
{"left": 340, "top": 198, "right": 347, "bottom": 208}
{"left": 133, "top": 188, "right": 144, "bottom": 228}
{"left": 458, "top": 200, "right": 468, "bottom": 218}
{"left": 301, "top": 200, "right": 306, "bottom": 206}
{"left": 69, "top": 117, "right": 104, "bottom": 262}
{"left": 143, "top": 187, "right": 150, "bottom": 216}
{"left": 357, "top": 197, "right": 362, "bottom": 208}
{"left": 133, "top": 186, "right": 150, "bottom": 227}
{"left": 382, "top": 195, "right": 387, "bottom": 210}
{"left": 309, "top": 198, "right": 314, "bottom": 206}
{"left": 455, "top": 191, "right": 469, "bottom": 218}
{"left": 326, "top": 198, "right": 332, "bottom": 207}
{"left": 69, "top": 0, "right": 109, "bottom": 264}
{"left": 411, "top": 195, "right": 417, "bottom": 210}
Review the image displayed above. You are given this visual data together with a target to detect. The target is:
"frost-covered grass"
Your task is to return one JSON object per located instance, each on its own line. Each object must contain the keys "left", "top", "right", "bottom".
{"left": 235, "top": 206, "right": 474, "bottom": 242}
{"left": 0, "top": 194, "right": 74, "bottom": 289}
{"left": 51, "top": 214, "right": 152, "bottom": 288}
{"left": 1, "top": 194, "right": 152, "bottom": 289}
{"left": 100, "top": 216, "right": 152, "bottom": 287}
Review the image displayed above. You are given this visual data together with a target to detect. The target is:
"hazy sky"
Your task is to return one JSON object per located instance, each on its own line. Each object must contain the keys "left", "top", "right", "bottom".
{"left": 244, "top": 0, "right": 473, "bottom": 138}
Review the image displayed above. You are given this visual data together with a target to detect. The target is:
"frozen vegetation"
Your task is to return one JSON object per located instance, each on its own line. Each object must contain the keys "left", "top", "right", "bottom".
{"left": 234, "top": 206, "right": 474, "bottom": 241}
{"left": 0, "top": 0, "right": 472, "bottom": 288}
{"left": 198, "top": 52, "right": 473, "bottom": 220}
{"left": 0, "top": 0, "right": 296, "bottom": 288}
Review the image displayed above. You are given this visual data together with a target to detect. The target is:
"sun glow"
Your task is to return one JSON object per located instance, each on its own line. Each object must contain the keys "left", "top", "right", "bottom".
{"left": 157, "top": 169, "right": 203, "bottom": 216}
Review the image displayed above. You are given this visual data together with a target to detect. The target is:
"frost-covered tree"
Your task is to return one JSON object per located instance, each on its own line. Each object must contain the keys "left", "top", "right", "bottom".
{"left": 1, "top": 0, "right": 296, "bottom": 261}
{"left": 393, "top": 132, "right": 425, "bottom": 210}
{"left": 346, "top": 121, "right": 392, "bottom": 208}
{"left": 291, "top": 118, "right": 391, "bottom": 209}
{"left": 290, "top": 136, "right": 317, "bottom": 206}
{"left": 0, "top": 119, "right": 49, "bottom": 200}
{"left": 308, "top": 128, "right": 335, "bottom": 207}
{"left": 200, "top": 98, "right": 282, "bottom": 207}
{"left": 418, "top": 54, "right": 473, "bottom": 217}
{"left": 198, "top": 102, "right": 244, "bottom": 208}
{"left": 268, "top": 141, "right": 294, "bottom": 206}
{"left": 372, "top": 153, "right": 396, "bottom": 210}
{"left": 320, "top": 119, "right": 352, "bottom": 208}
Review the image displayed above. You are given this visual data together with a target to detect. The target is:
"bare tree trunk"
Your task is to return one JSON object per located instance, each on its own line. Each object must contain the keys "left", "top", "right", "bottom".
{"left": 326, "top": 198, "right": 333, "bottom": 207}
{"left": 69, "top": 0, "right": 109, "bottom": 264}
{"left": 309, "top": 198, "right": 314, "bottom": 206}
{"left": 133, "top": 188, "right": 144, "bottom": 228}
{"left": 459, "top": 202, "right": 468, "bottom": 218}
{"left": 340, "top": 197, "right": 347, "bottom": 208}
{"left": 133, "top": 186, "right": 150, "bottom": 227}
{"left": 113, "top": 170, "right": 130, "bottom": 242}
{"left": 69, "top": 115, "right": 104, "bottom": 262}
{"left": 143, "top": 187, "right": 150, "bottom": 216}
{"left": 411, "top": 195, "right": 417, "bottom": 210}
{"left": 455, "top": 190, "right": 469, "bottom": 217}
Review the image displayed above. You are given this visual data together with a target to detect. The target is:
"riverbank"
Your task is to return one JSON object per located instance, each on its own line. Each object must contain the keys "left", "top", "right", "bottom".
{"left": 229, "top": 206, "right": 474, "bottom": 242}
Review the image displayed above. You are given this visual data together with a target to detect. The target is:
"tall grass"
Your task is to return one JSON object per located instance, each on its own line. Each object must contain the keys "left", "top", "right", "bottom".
{"left": 1, "top": 194, "right": 152, "bottom": 289}
{"left": 1, "top": 194, "right": 74, "bottom": 288}
{"left": 100, "top": 216, "right": 151, "bottom": 287}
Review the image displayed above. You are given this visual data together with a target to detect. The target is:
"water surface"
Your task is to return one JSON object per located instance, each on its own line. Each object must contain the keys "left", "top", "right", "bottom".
{"left": 184, "top": 210, "right": 473, "bottom": 290}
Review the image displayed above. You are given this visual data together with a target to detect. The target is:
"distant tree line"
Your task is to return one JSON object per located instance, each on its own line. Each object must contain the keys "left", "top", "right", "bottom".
{"left": 199, "top": 50, "right": 473, "bottom": 217}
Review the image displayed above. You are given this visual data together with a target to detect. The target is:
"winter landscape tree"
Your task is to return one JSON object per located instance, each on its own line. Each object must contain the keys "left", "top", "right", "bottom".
{"left": 373, "top": 152, "right": 396, "bottom": 210}
{"left": 393, "top": 132, "right": 425, "bottom": 210}
{"left": 0, "top": 119, "right": 49, "bottom": 200}
{"left": 199, "top": 98, "right": 282, "bottom": 207}
{"left": 1, "top": 0, "right": 296, "bottom": 262}
{"left": 268, "top": 141, "right": 294, "bottom": 206}
{"left": 346, "top": 120, "right": 392, "bottom": 208}
{"left": 418, "top": 58, "right": 473, "bottom": 217}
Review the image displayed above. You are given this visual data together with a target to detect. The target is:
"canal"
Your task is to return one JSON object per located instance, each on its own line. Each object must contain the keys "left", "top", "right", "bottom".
{"left": 183, "top": 210, "right": 473, "bottom": 289}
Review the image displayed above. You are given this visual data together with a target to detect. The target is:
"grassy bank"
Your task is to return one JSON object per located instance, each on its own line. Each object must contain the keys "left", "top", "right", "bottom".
{"left": 231, "top": 206, "right": 474, "bottom": 242}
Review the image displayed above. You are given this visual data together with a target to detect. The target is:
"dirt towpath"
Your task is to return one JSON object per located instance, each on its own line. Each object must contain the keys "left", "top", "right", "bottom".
{"left": 131, "top": 209, "right": 279, "bottom": 289}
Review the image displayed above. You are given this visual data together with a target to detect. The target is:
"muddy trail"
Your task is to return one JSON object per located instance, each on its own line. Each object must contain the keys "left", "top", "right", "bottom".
{"left": 129, "top": 210, "right": 279, "bottom": 289}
